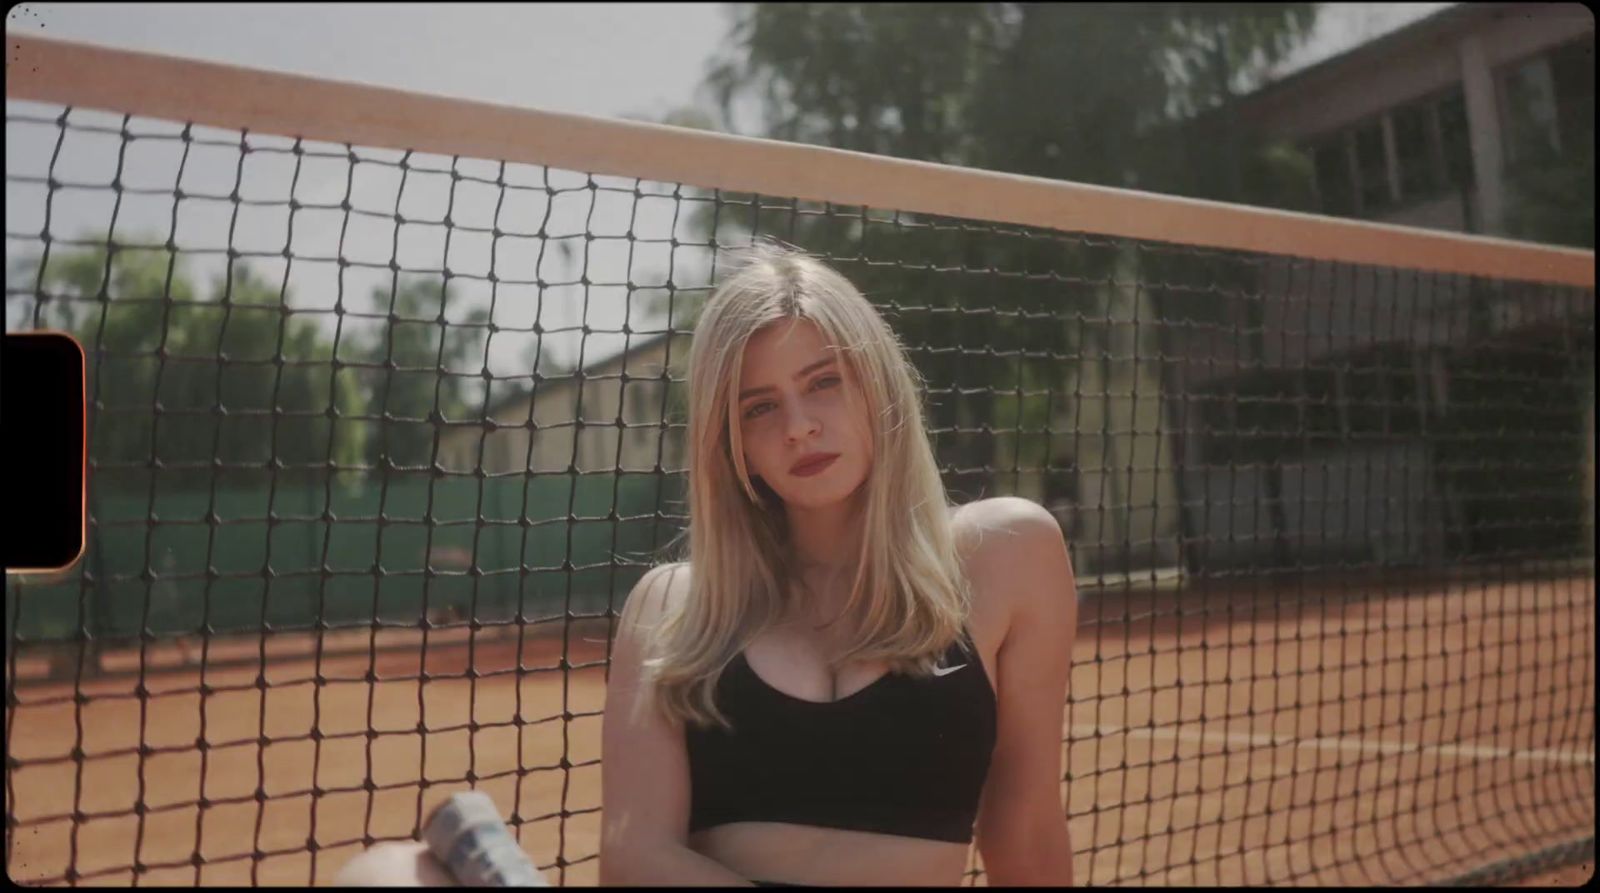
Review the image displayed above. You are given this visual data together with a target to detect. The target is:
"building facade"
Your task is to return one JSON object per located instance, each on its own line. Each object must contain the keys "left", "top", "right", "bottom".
{"left": 1234, "top": 2, "right": 1593, "bottom": 239}
{"left": 439, "top": 331, "right": 693, "bottom": 479}
{"left": 1155, "top": 2, "right": 1595, "bottom": 577}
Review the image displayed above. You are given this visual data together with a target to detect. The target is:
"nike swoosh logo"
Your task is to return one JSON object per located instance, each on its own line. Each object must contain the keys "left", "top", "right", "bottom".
{"left": 932, "top": 663, "right": 967, "bottom": 677}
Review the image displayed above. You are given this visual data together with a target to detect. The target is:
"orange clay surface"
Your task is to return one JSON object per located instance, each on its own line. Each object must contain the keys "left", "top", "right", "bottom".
{"left": 7, "top": 573, "right": 1594, "bottom": 886}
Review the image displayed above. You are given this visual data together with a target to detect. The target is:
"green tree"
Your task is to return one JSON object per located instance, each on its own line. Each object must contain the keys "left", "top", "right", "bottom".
{"left": 648, "top": 3, "right": 1319, "bottom": 513}
{"left": 702, "top": 3, "right": 1005, "bottom": 161}
{"left": 17, "top": 246, "right": 501, "bottom": 481}
{"left": 17, "top": 241, "right": 367, "bottom": 490}
{"left": 698, "top": 3, "right": 1316, "bottom": 195}
{"left": 349, "top": 274, "right": 491, "bottom": 471}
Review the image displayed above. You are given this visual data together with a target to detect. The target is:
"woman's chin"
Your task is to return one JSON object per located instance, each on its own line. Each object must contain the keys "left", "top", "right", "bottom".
{"left": 774, "top": 474, "right": 868, "bottom": 511}
{"left": 783, "top": 495, "right": 847, "bottom": 512}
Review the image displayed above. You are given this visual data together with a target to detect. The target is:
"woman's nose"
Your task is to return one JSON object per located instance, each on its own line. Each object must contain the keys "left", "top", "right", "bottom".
{"left": 784, "top": 403, "right": 821, "bottom": 440}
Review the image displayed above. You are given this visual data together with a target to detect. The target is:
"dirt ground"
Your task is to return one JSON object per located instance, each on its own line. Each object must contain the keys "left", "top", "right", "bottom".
{"left": 6, "top": 573, "right": 1594, "bottom": 886}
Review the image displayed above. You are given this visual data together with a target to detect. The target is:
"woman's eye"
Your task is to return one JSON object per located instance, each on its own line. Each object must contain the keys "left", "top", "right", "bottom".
{"left": 742, "top": 378, "right": 836, "bottom": 420}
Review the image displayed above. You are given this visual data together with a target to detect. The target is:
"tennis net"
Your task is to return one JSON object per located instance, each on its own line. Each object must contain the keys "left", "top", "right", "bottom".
{"left": 5, "top": 35, "right": 1594, "bottom": 886}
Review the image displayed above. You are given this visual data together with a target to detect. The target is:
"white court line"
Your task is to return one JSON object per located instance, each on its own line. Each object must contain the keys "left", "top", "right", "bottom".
{"left": 1069, "top": 724, "right": 1597, "bottom": 766}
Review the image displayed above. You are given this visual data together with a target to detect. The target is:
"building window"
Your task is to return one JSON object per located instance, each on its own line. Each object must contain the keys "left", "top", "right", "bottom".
{"left": 1501, "top": 55, "right": 1562, "bottom": 162}
{"left": 1353, "top": 119, "right": 1392, "bottom": 213}
{"left": 1435, "top": 89, "right": 1475, "bottom": 192}
{"left": 1312, "top": 134, "right": 1356, "bottom": 216}
{"left": 1501, "top": 36, "right": 1596, "bottom": 165}
{"left": 1303, "top": 86, "right": 1476, "bottom": 220}
{"left": 1548, "top": 35, "right": 1595, "bottom": 161}
{"left": 1498, "top": 35, "right": 1594, "bottom": 247}
{"left": 1392, "top": 100, "right": 1441, "bottom": 201}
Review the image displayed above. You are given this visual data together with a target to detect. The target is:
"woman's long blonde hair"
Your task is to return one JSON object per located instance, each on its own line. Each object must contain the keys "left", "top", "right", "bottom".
{"left": 639, "top": 238, "right": 974, "bottom": 731}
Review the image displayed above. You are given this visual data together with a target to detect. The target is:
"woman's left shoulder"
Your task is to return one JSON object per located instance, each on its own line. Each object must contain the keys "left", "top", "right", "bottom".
{"left": 950, "top": 498, "right": 1074, "bottom": 625}
{"left": 951, "top": 496, "right": 1064, "bottom": 560}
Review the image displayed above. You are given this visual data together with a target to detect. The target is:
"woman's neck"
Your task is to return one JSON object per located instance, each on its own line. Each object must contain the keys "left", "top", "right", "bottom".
{"left": 782, "top": 487, "right": 866, "bottom": 571}
{"left": 769, "top": 485, "right": 866, "bottom": 630}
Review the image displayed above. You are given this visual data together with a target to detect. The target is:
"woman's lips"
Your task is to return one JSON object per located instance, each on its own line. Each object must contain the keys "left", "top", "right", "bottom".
{"left": 789, "top": 454, "right": 839, "bottom": 477}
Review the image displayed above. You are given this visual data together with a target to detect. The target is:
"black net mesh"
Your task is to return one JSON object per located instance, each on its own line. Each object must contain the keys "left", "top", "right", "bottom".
{"left": 4, "top": 105, "right": 1595, "bottom": 886}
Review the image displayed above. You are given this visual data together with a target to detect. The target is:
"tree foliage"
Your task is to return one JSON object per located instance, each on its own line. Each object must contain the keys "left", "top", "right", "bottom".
{"left": 700, "top": 3, "right": 1317, "bottom": 197}
{"left": 354, "top": 274, "right": 492, "bottom": 470}
{"left": 704, "top": 4, "right": 1004, "bottom": 162}
{"left": 14, "top": 240, "right": 490, "bottom": 488}
{"left": 656, "top": 3, "right": 1321, "bottom": 504}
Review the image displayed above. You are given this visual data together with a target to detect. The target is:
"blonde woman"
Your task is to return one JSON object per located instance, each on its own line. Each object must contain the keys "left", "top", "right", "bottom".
{"left": 599, "top": 240, "right": 1078, "bottom": 886}
{"left": 333, "top": 240, "right": 1078, "bottom": 887}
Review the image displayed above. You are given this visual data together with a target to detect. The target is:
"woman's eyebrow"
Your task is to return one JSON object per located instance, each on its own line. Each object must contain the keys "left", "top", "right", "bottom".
{"left": 738, "top": 356, "right": 837, "bottom": 400}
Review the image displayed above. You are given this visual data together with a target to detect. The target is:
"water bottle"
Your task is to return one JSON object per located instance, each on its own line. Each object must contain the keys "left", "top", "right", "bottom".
{"left": 423, "top": 791, "right": 550, "bottom": 886}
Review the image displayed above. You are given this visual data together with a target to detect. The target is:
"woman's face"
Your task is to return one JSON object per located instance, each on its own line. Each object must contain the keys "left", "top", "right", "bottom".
{"left": 735, "top": 318, "right": 873, "bottom": 511}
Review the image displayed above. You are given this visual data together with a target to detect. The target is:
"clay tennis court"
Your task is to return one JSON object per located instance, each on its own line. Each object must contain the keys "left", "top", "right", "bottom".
{"left": 7, "top": 570, "right": 1594, "bottom": 886}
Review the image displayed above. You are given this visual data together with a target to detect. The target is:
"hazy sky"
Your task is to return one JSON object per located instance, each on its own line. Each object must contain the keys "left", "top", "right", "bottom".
{"left": 5, "top": 3, "right": 1453, "bottom": 125}
{"left": 4, "top": 2, "right": 1454, "bottom": 379}
{"left": 1275, "top": 3, "right": 1455, "bottom": 78}
{"left": 4, "top": 3, "right": 739, "bottom": 125}
{"left": 4, "top": 3, "right": 749, "bottom": 377}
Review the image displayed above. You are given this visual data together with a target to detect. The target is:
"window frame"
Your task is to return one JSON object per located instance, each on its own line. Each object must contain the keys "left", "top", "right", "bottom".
{"left": 1300, "top": 83, "right": 1479, "bottom": 220}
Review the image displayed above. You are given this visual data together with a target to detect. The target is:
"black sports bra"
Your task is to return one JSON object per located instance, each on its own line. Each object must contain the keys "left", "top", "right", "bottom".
{"left": 685, "top": 627, "right": 997, "bottom": 844}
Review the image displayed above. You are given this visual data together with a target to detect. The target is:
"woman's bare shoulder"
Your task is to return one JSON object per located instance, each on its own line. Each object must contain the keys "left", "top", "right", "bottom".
{"left": 620, "top": 561, "right": 694, "bottom": 631}
{"left": 951, "top": 497, "right": 1060, "bottom": 561}
{"left": 642, "top": 560, "right": 693, "bottom": 588}
{"left": 950, "top": 498, "right": 1068, "bottom": 635}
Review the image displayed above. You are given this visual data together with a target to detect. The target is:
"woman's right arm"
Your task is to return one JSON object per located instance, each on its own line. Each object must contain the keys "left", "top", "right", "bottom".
{"left": 599, "top": 563, "right": 754, "bottom": 887}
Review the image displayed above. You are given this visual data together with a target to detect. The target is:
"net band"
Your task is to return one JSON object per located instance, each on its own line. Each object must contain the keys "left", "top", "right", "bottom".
{"left": 5, "top": 33, "right": 1592, "bottom": 287}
